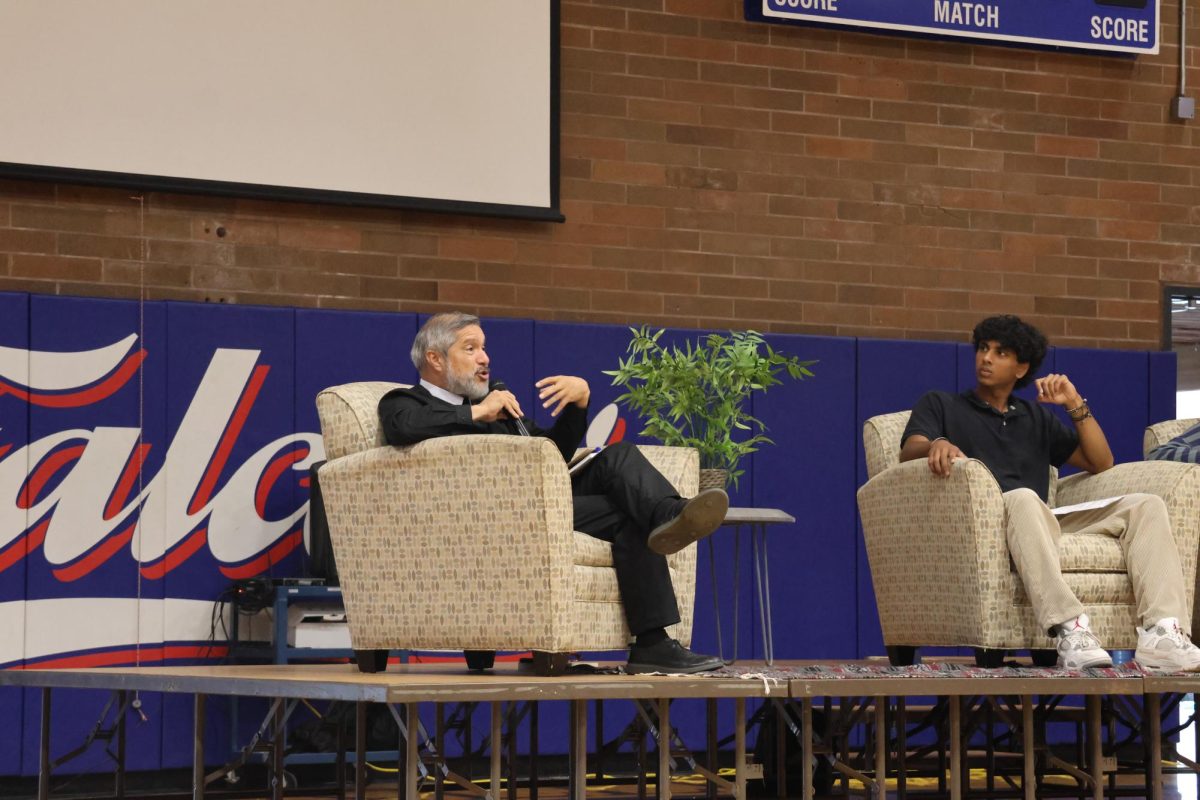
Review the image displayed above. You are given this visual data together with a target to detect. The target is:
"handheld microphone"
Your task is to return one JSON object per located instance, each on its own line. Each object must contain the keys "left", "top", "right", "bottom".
{"left": 489, "top": 380, "right": 530, "bottom": 436}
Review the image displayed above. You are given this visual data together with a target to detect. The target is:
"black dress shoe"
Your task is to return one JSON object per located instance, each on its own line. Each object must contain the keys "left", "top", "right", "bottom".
{"left": 626, "top": 639, "right": 724, "bottom": 674}
{"left": 646, "top": 488, "right": 729, "bottom": 555}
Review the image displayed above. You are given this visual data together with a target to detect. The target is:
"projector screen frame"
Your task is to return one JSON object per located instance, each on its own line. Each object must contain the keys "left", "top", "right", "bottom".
{"left": 0, "top": 1, "right": 564, "bottom": 224}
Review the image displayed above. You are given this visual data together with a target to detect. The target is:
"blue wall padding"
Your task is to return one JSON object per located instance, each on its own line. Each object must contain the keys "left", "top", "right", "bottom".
{"left": 753, "top": 335, "right": 858, "bottom": 659}
{"left": 158, "top": 302, "right": 301, "bottom": 769}
{"left": 295, "top": 309, "right": 418, "bottom": 414}
{"left": 26, "top": 298, "right": 168, "bottom": 599}
{"left": 857, "top": 339, "right": 959, "bottom": 485}
{"left": 1054, "top": 347, "right": 1148, "bottom": 467}
{"left": 0, "top": 293, "right": 1182, "bottom": 775}
{"left": 532, "top": 322, "right": 636, "bottom": 432}
{"left": 162, "top": 302, "right": 301, "bottom": 590}
{"left": 1149, "top": 352, "right": 1178, "bottom": 433}
{"left": 0, "top": 292, "right": 27, "bottom": 775}
{"left": 22, "top": 297, "right": 167, "bottom": 774}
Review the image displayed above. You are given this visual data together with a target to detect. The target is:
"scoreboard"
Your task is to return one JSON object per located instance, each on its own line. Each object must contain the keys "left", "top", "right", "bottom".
{"left": 748, "top": 0, "right": 1160, "bottom": 55}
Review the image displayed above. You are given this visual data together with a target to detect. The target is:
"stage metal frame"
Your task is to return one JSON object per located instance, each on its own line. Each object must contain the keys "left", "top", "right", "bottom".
{"left": 789, "top": 672, "right": 1169, "bottom": 800}
{"left": 1144, "top": 675, "right": 1200, "bottom": 795}
{"left": 6, "top": 663, "right": 1200, "bottom": 800}
{"left": 1, "top": 662, "right": 771, "bottom": 800}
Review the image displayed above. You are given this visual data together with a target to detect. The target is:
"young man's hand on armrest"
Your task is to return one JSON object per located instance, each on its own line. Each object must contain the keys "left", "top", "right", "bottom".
{"left": 901, "top": 434, "right": 965, "bottom": 478}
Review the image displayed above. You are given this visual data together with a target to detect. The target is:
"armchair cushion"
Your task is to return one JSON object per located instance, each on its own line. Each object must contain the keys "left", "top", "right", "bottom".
{"left": 1058, "top": 534, "right": 1125, "bottom": 573}
{"left": 574, "top": 533, "right": 615, "bottom": 568}
{"left": 575, "top": 566, "right": 622, "bottom": 603}
{"left": 1013, "top": 574, "right": 1132, "bottom": 608}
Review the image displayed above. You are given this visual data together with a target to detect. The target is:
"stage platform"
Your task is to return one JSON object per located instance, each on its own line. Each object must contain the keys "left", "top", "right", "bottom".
{"left": 1, "top": 662, "right": 772, "bottom": 800}
{"left": 3, "top": 661, "right": 1198, "bottom": 800}
{"left": 0, "top": 661, "right": 773, "bottom": 702}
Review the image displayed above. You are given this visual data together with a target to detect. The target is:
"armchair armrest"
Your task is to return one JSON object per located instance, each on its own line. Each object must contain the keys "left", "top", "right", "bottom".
{"left": 857, "top": 458, "right": 1011, "bottom": 645}
{"left": 1056, "top": 461, "right": 1200, "bottom": 600}
{"left": 318, "top": 434, "right": 577, "bottom": 651}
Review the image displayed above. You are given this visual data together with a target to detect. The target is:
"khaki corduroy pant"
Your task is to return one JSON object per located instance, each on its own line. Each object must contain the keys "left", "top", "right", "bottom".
{"left": 1003, "top": 488, "right": 1189, "bottom": 634}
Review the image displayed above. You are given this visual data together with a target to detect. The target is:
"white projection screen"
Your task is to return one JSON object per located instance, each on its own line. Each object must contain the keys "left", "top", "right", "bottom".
{"left": 0, "top": 1, "right": 560, "bottom": 220}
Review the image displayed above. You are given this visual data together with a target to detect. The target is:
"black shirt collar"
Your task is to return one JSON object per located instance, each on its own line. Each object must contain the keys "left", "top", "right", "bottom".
{"left": 961, "top": 388, "right": 1027, "bottom": 418}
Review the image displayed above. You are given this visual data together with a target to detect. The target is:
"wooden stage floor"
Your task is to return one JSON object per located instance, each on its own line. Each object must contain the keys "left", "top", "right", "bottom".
{"left": 0, "top": 661, "right": 774, "bottom": 702}
{"left": 3, "top": 661, "right": 1199, "bottom": 800}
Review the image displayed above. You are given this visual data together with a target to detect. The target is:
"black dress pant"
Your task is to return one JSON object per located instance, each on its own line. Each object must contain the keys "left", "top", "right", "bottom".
{"left": 571, "top": 441, "right": 682, "bottom": 635}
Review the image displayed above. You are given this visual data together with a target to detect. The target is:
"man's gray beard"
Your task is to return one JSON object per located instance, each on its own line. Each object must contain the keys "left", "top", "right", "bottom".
{"left": 447, "top": 368, "right": 489, "bottom": 401}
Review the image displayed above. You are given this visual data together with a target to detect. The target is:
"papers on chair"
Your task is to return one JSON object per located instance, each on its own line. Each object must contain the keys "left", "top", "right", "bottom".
{"left": 568, "top": 446, "right": 605, "bottom": 475}
{"left": 1051, "top": 496, "right": 1124, "bottom": 516}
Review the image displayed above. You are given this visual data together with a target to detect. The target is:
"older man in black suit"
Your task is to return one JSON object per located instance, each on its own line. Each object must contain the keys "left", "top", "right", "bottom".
{"left": 378, "top": 312, "right": 728, "bottom": 674}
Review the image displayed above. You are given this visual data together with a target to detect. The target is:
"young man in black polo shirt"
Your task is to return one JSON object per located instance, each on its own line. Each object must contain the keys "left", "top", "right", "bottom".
{"left": 900, "top": 314, "right": 1200, "bottom": 671}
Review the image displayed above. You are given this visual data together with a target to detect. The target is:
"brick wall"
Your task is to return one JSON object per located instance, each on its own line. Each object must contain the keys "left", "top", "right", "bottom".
{"left": 0, "top": 0, "right": 1197, "bottom": 348}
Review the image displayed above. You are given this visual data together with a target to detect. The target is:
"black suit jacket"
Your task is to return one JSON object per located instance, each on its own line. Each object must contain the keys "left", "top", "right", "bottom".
{"left": 378, "top": 383, "right": 587, "bottom": 462}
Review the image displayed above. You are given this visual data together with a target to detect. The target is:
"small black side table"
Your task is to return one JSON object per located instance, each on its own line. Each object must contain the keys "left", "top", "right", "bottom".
{"left": 707, "top": 506, "right": 796, "bottom": 666}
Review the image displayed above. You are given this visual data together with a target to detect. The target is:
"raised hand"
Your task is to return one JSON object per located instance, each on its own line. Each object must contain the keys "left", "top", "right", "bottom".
{"left": 1034, "top": 374, "right": 1083, "bottom": 410}
{"left": 535, "top": 375, "right": 590, "bottom": 417}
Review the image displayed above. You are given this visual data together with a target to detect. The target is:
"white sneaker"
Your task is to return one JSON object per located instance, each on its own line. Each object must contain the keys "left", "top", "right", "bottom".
{"left": 1135, "top": 618, "right": 1200, "bottom": 672}
{"left": 1055, "top": 614, "right": 1113, "bottom": 669}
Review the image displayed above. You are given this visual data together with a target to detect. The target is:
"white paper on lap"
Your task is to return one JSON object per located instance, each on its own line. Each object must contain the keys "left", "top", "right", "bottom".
{"left": 1051, "top": 496, "right": 1124, "bottom": 516}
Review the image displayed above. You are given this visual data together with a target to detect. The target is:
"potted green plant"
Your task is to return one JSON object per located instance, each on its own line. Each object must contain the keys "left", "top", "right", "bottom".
{"left": 604, "top": 326, "right": 815, "bottom": 489}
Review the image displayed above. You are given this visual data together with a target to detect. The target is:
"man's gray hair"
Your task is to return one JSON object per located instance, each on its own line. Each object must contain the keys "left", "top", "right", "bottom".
{"left": 411, "top": 312, "right": 481, "bottom": 371}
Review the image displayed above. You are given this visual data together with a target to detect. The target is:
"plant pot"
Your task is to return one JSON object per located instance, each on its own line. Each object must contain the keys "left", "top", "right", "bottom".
{"left": 698, "top": 468, "right": 728, "bottom": 491}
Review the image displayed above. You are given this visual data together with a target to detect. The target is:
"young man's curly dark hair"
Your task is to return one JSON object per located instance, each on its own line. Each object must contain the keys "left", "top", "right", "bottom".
{"left": 972, "top": 315, "right": 1047, "bottom": 390}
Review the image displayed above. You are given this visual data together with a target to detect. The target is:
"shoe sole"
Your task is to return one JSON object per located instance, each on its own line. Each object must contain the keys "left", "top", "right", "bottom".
{"left": 1059, "top": 656, "right": 1113, "bottom": 669}
{"left": 646, "top": 489, "right": 729, "bottom": 555}
{"left": 625, "top": 659, "right": 725, "bottom": 675}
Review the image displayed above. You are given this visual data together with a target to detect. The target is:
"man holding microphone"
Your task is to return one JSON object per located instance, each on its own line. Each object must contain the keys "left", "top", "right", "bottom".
{"left": 379, "top": 312, "right": 728, "bottom": 674}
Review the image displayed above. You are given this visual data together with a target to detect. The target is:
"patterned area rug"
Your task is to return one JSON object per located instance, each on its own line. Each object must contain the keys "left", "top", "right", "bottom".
{"left": 706, "top": 661, "right": 1152, "bottom": 680}
{"left": 613, "top": 660, "right": 1164, "bottom": 681}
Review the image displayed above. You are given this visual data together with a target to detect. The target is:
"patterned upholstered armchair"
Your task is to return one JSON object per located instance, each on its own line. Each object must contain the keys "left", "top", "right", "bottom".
{"left": 858, "top": 410, "right": 1200, "bottom": 666}
{"left": 315, "top": 381, "right": 700, "bottom": 675}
